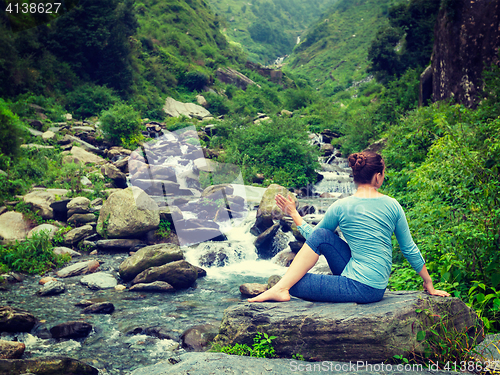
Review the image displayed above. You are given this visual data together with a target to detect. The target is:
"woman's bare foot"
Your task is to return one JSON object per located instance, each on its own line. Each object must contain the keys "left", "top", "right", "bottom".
{"left": 247, "top": 286, "right": 291, "bottom": 302}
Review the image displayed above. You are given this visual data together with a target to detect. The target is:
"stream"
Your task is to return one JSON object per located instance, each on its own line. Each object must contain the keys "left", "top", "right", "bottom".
{"left": 0, "top": 135, "right": 355, "bottom": 374}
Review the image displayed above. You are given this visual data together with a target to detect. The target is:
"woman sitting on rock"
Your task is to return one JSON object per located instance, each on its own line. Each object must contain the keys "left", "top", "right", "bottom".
{"left": 249, "top": 151, "right": 450, "bottom": 303}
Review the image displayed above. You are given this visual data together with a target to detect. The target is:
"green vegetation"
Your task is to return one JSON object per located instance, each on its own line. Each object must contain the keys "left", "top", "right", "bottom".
{"left": 99, "top": 103, "right": 143, "bottom": 147}
{"left": 0, "top": 230, "right": 70, "bottom": 274}
{"left": 210, "top": 332, "right": 277, "bottom": 358}
{"left": 155, "top": 219, "right": 171, "bottom": 239}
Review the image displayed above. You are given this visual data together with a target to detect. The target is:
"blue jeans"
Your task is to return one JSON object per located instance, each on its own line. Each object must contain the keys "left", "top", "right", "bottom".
{"left": 289, "top": 228, "right": 386, "bottom": 303}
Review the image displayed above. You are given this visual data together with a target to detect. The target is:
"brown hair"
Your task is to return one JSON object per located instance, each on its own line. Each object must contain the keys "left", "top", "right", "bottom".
{"left": 348, "top": 151, "right": 385, "bottom": 184}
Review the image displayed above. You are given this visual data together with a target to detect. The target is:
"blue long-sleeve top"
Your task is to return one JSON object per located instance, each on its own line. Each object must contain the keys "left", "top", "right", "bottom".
{"left": 297, "top": 195, "right": 425, "bottom": 289}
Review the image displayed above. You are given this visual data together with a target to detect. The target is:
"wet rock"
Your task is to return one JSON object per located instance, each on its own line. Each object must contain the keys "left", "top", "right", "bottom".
{"left": 67, "top": 196, "right": 91, "bottom": 217}
{"left": 0, "top": 340, "right": 25, "bottom": 359}
{"left": 0, "top": 272, "right": 23, "bottom": 283}
{"left": 82, "top": 302, "right": 115, "bottom": 314}
{"left": 115, "top": 284, "right": 126, "bottom": 291}
{"left": 239, "top": 283, "right": 267, "bottom": 297}
{"left": 275, "top": 250, "right": 296, "bottom": 267}
{"left": 213, "top": 291, "right": 483, "bottom": 362}
{"left": 267, "top": 275, "right": 281, "bottom": 289}
{"left": 129, "top": 281, "right": 175, "bottom": 293}
{"left": 67, "top": 213, "right": 96, "bottom": 225}
{"left": 50, "top": 321, "right": 93, "bottom": 339}
{"left": 64, "top": 225, "right": 94, "bottom": 245}
{"left": 288, "top": 241, "right": 303, "bottom": 253}
{"left": 53, "top": 246, "right": 82, "bottom": 257}
{"left": 176, "top": 227, "right": 226, "bottom": 246}
{"left": 96, "top": 239, "right": 144, "bottom": 252}
{"left": 27, "top": 223, "right": 59, "bottom": 240}
{"left": 0, "top": 212, "right": 30, "bottom": 243}
{"left": 181, "top": 323, "right": 219, "bottom": 351}
{"left": 39, "top": 277, "right": 57, "bottom": 285}
{"left": 97, "top": 187, "right": 160, "bottom": 239}
{"left": 254, "top": 222, "right": 280, "bottom": 259}
{"left": 56, "top": 260, "right": 100, "bottom": 278}
{"left": 119, "top": 243, "right": 184, "bottom": 282}
{"left": 199, "top": 251, "right": 228, "bottom": 267}
{"left": 80, "top": 272, "right": 117, "bottom": 290}
{"left": 297, "top": 205, "right": 315, "bottom": 217}
{"left": 0, "top": 306, "right": 37, "bottom": 332}
{"left": 23, "top": 191, "right": 55, "bottom": 220}
{"left": 74, "top": 300, "right": 94, "bottom": 308}
{"left": 132, "top": 260, "right": 198, "bottom": 289}
{"left": 37, "top": 280, "right": 65, "bottom": 296}
{"left": 194, "top": 266, "right": 206, "bottom": 278}
{"left": 0, "top": 356, "right": 99, "bottom": 375}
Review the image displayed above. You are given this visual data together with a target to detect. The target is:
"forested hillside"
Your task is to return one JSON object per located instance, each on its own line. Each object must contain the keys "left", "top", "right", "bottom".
{"left": 206, "top": 0, "right": 338, "bottom": 64}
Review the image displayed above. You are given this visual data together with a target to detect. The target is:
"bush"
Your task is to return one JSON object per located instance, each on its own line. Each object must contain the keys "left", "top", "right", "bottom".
{"left": 99, "top": 103, "right": 142, "bottom": 146}
{"left": 0, "top": 99, "right": 22, "bottom": 158}
{"left": 66, "top": 84, "right": 120, "bottom": 119}
{"left": 182, "top": 71, "right": 209, "bottom": 92}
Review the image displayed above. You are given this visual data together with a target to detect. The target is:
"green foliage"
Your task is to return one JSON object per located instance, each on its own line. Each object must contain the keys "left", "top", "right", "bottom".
{"left": 214, "top": 116, "right": 319, "bottom": 188}
{"left": 0, "top": 98, "right": 22, "bottom": 158}
{"left": 65, "top": 84, "right": 120, "bottom": 119}
{"left": 53, "top": 226, "right": 73, "bottom": 246}
{"left": 99, "top": 103, "right": 142, "bottom": 146}
{"left": 156, "top": 219, "right": 171, "bottom": 239}
{"left": 0, "top": 230, "right": 70, "bottom": 274}
{"left": 182, "top": 71, "right": 209, "bottom": 92}
{"left": 210, "top": 331, "right": 277, "bottom": 358}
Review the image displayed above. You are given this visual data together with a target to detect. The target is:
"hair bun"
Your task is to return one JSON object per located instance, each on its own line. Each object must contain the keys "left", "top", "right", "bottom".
{"left": 348, "top": 153, "right": 367, "bottom": 175}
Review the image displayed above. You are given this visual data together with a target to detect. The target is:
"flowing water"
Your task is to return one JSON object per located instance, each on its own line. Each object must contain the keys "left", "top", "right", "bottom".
{"left": 0, "top": 136, "right": 355, "bottom": 374}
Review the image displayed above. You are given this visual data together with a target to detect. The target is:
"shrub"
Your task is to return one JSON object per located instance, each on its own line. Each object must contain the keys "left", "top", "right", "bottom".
{"left": 66, "top": 84, "right": 120, "bottom": 119}
{"left": 182, "top": 70, "right": 209, "bottom": 91}
{"left": 99, "top": 103, "right": 142, "bottom": 146}
{"left": 0, "top": 99, "right": 22, "bottom": 158}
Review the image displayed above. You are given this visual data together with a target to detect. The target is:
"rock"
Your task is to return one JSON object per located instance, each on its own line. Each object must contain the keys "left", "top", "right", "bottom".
{"left": 62, "top": 146, "right": 106, "bottom": 165}
{"left": 96, "top": 187, "right": 160, "bottom": 239}
{"left": 364, "top": 138, "right": 388, "bottom": 154}
{"left": 37, "top": 280, "right": 66, "bottom": 296}
{"left": 89, "top": 249, "right": 98, "bottom": 255}
{"left": 163, "top": 97, "right": 211, "bottom": 119}
{"left": 181, "top": 323, "right": 219, "bottom": 351}
{"left": 96, "top": 239, "right": 145, "bottom": 252}
{"left": 50, "top": 321, "right": 93, "bottom": 339}
{"left": 91, "top": 198, "right": 103, "bottom": 207}
{"left": 67, "top": 213, "right": 96, "bottom": 225}
{"left": 200, "top": 184, "right": 234, "bottom": 198}
{"left": 81, "top": 176, "right": 93, "bottom": 187}
{"left": 254, "top": 222, "right": 280, "bottom": 259}
{"left": 101, "top": 163, "right": 127, "bottom": 188}
{"left": 0, "top": 306, "right": 38, "bottom": 333}
{"left": 27, "top": 223, "right": 58, "bottom": 240}
{"left": 193, "top": 158, "right": 219, "bottom": 172}
{"left": 115, "top": 284, "right": 126, "bottom": 291}
{"left": 39, "top": 276, "right": 57, "bottom": 285}
{"left": 114, "top": 156, "right": 130, "bottom": 172}
{"left": 20, "top": 143, "right": 54, "bottom": 150}
{"left": 119, "top": 243, "right": 184, "bottom": 281}
{"left": 0, "top": 206, "right": 6, "bottom": 215}
{"left": 176, "top": 227, "right": 226, "bottom": 246}
{"left": 216, "top": 67, "right": 259, "bottom": 90}
{"left": 0, "top": 340, "right": 25, "bottom": 359}
{"left": 50, "top": 198, "right": 71, "bottom": 220}
{"left": 159, "top": 206, "right": 183, "bottom": 222}
{"left": 321, "top": 143, "right": 334, "bottom": 156}
{"left": 64, "top": 225, "right": 94, "bottom": 245}
{"left": 80, "top": 272, "right": 117, "bottom": 290}
{"left": 0, "top": 356, "right": 99, "bottom": 374}
{"left": 239, "top": 283, "right": 267, "bottom": 297}
{"left": 254, "top": 184, "right": 297, "bottom": 233}
{"left": 129, "top": 281, "right": 175, "bottom": 293}
{"left": 64, "top": 113, "right": 72, "bottom": 120}
{"left": 280, "top": 109, "right": 293, "bottom": 117}
{"left": 196, "top": 94, "right": 208, "bottom": 107}
{"left": 53, "top": 246, "right": 82, "bottom": 257}
{"left": 41, "top": 130, "right": 56, "bottom": 141}
{"left": 56, "top": 260, "right": 100, "bottom": 278}
{"left": 267, "top": 275, "right": 281, "bottom": 289}
{"left": 23, "top": 191, "right": 55, "bottom": 219}
{"left": 288, "top": 241, "right": 303, "bottom": 253}
{"left": 67, "top": 196, "right": 91, "bottom": 217}
{"left": 0, "top": 212, "right": 30, "bottom": 243}
{"left": 132, "top": 260, "right": 198, "bottom": 289}
{"left": 82, "top": 302, "right": 115, "bottom": 314}
{"left": 275, "top": 251, "right": 296, "bottom": 267}
{"left": 213, "top": 291, "right": 483, "bottom": 362}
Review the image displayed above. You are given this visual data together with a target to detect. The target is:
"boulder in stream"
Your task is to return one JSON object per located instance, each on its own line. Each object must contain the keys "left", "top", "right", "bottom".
{"left": 37, "top": 280, "right": 66, "bottom": 296}
{"left": 213, "top": 291, "right": 483, "bottom": 363}
{"left": 0, "top": 306, "right": 37, "bottom": 333}
{"left": 131, "top": 260, "right": 198, "bottom": 289}
{"left": 0, "top": 340, "right": 25, "bottom": 359}
{"left": 80, "top": 272, "right": 117, "bottom": 290}
{"left": 50, "top": 321, "right": 93, "bottom": 339}
{"left": 56, "top": 260, "right": 100, "bottom": 278}
{"left": 82, "top": 302, "right": 115, "bottom": 314}
{"left": 119, "top": 243, "right": 184, "bottom": 282}
{"left": 129, "top": 281, "right": 175, "bottom": 293}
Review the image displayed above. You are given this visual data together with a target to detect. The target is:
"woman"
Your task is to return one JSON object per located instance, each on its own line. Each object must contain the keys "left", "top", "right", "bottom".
{"left": 248, "top": 151, "right": 450, "bottom": 303}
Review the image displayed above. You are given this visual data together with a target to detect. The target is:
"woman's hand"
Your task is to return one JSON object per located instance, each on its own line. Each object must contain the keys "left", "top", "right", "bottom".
{"left": 423, "top": 280, "right": 451, "bottom": 297}
{"left": 275, "top": 194, "right": 297, "bottom": 216}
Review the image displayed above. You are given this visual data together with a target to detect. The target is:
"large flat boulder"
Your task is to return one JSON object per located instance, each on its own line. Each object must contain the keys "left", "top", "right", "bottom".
{"left": 131, "top": 260, "right": 198, "bottom": 289}
{"left": 213, "top": 291, "right": 482, "bottom": 363}
{"left": 96, "top": 187, "right": 160, "bottom": 239}
{"left": 163, "top": 97, "right": 211, "bottom": 119}
{"left": 0, "top": 356, "right": 98, "bottom": 375}
{"left": 23, "top": 191, "right": 55, "bottom": 219}
{"left": 0, "top": 212, "right": 29, "bottom": 243}
{"left": 119, "top": 243, "right": 184, "bottom": 281}
{"left": 62, "top": 146, "right": 106, "bottom": 165}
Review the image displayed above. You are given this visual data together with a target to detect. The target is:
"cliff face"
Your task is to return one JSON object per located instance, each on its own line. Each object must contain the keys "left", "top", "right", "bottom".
{"left": 430, "top": 0, "right": 500, "bottom": 108}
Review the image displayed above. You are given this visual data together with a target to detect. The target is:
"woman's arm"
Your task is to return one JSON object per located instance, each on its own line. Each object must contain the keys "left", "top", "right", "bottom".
{"left": 418, "top": 265, "right": 450, "bottom": 297}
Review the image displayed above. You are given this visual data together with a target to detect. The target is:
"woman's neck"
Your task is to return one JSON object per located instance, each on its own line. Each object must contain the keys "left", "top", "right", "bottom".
{"left": 354, "top": 184, "right": 383, "bottom": 198}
